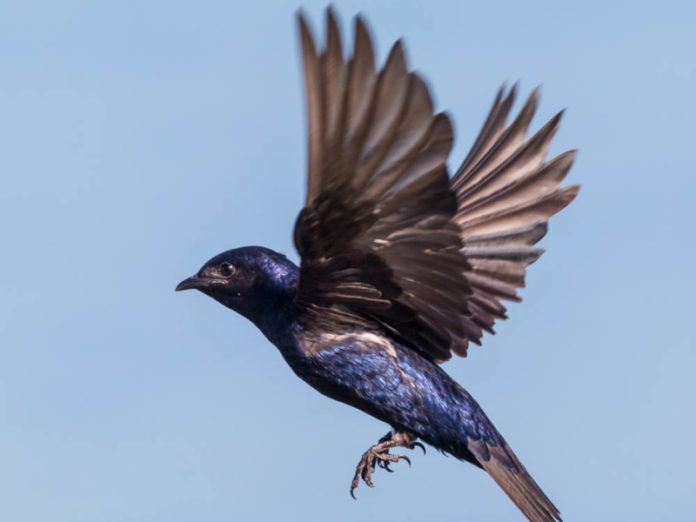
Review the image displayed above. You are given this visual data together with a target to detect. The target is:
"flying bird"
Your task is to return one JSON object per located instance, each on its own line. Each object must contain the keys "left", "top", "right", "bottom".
{"left": 176, "top": 9, "right": 578, "bottom": 522}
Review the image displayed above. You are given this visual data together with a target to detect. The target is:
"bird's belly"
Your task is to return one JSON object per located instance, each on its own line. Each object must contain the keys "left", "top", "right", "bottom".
{"left": 284, "top": 329, "right": 456, "bottom": 436}
{"left": 274, "top": 327, "right": 498, "bottom": 461}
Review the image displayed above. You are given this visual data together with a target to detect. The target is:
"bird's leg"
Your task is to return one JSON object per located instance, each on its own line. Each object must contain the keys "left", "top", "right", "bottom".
{"left": 350, "top": 429, "right": 425, "bottom": 498}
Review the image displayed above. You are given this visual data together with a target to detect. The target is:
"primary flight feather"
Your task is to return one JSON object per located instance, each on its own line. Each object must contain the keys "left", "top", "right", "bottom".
{"left": 177, "top": 9, "right": 578, "bottom": 522}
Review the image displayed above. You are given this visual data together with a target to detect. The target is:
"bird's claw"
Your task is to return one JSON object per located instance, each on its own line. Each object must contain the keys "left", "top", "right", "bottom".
{"left": 350, "top": 445, "right": 415, "bottom": 499}
{"left": 412, "top": 441, "right": 426, "bottom": 454}
{"left": 378, "top": 459, "right": 394, "bottom": 472}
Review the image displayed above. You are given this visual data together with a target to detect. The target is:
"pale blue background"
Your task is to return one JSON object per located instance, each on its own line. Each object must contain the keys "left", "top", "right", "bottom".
{"left": 1, "top": 1, "right": 695, "bottom": 521}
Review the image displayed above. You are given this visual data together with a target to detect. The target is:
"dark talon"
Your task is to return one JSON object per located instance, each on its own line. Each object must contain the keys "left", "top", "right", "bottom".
{"left": 378, "top": 433, "right": 392, "bottom": 443}
{"left": 413, "top": 442, "right": 426, "bottom": 454}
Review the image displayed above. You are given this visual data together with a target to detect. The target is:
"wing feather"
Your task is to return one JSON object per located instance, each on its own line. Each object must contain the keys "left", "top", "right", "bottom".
{"left": 452, "top": 86, "right": 579, "bottom": 354}
{"left": 297, "top": 15, "right": 324, "bottom": 204}
{"left": 295, "top": 10, "right": 471, "bottom": 361}
{"left": 296, "top": 11, "right": 578, "bottom": 360}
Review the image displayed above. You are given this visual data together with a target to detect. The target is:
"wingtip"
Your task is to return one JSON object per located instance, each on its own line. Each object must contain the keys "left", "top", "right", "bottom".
{"left": 296, "top": 9, "right": 313, "bottom": 43}
{"left": 296, "top": 8, "right": 308, "bottom": 28}
{"left": 562, "top": 148, "right": 578, "bottom": 165}
{"left": 391, "top": 37, "right": 406, "bottom": 54}
{"left": 385, "top": 38, "right": 408, "bottom": 71}
{"left": 524, "top": 87, "right": 540, "bottom": 114}
{"left": 493, "top": 83, "right": 506, "bottom": 104}
{"left": 566, "top": 184, "right": 581, "bottom": 197}
{"left": 499, "top": 82, "right": 518, "bottom": 113}
{"left": 352, "top": 13, "right": 375, "bottom": 59}
{"left": 325, "top": 6, "right": 343, "bottom": 55}
{"left": 354, "top": 13, "right": 368, "bottom": 35}
{"left": 558, "top": 185, "right": 581, "bottom": 207}
{"left": 325, "top": 4, "right": 340, "bottom": 33}
{"left": 532, "top": 222, "right": 549, "bottom": 243}
{"left": 508, "top": 81, "right": 520, "bottom": 100}
{"left": 432, "top": 112, "right": 455, "bottom": 150}
{"left": 552, "top": 108, "right": 566, "bottom": 126}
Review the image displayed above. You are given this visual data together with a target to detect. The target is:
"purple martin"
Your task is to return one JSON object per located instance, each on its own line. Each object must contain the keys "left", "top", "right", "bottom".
{"left": 177, "top": 9, "right": 578, "bottom": 521}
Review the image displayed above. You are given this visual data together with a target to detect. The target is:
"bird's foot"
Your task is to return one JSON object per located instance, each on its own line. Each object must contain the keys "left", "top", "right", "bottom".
{"left": 350, "top": 446, "right": 410, "bottom": 496}
{"left": 350, "top": 430, "right": 423, "bottom": 499}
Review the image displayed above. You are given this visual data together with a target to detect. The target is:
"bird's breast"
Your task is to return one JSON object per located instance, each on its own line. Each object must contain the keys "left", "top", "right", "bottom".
{"left": 280, "top": 328, "right": 435, "bottom": 430}
{"left": 272, "top": 323, "right": 493, "bottom": 457}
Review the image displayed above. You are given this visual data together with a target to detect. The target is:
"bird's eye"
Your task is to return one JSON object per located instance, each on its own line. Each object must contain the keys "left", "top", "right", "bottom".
{"left": 219, "top": 262, "right": 235, "bottom": 277}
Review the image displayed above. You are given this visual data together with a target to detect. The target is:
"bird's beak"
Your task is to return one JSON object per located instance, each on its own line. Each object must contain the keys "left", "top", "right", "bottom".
{"left": 176, "top": 275, "right": 203, "bottom": 292}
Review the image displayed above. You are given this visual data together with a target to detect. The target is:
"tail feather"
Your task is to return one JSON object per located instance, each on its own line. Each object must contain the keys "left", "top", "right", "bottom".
{"left": 468, "top": 437, "right": 561, "bottom": 522}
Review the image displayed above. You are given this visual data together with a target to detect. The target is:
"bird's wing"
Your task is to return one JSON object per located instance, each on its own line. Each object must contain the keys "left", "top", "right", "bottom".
{"left": 450, "top": 86, "right": 579, "bottom": 355}
{"left": 293, "top": 10, "right": 472, "bottom": 362}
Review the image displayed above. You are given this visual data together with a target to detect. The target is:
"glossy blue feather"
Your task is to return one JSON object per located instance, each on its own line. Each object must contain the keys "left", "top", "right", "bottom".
{"left": 212, "top": 247, "right": 502, "bottom": 465}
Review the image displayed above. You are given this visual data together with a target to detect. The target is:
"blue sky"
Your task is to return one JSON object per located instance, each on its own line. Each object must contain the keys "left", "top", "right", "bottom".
{"left": 1, "top": 1, "right": 694, "bottom": 521}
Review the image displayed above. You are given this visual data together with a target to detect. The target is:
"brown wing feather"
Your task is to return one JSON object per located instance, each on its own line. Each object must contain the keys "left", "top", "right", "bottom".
{"left": 295, "top": 9, "right": 472, "bottom": 361}
{"left": 451, "top": 85, "right": 579, "bottom": 355}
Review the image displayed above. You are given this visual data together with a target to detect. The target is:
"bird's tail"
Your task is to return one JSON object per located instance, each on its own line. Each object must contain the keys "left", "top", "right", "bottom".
{"left": 466, "top": 435, "right": 561, "bottom": 522}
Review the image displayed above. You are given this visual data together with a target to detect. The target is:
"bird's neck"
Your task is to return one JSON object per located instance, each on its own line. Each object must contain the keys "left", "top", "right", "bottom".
{"left": 234, "top": 262, "right": 302, "bottom": 346}
{"left": 249, "top": 290, "right": 301, "bottom": 347}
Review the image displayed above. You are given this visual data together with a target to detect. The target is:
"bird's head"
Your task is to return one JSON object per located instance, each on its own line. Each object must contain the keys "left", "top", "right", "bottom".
{"left": 176, "top": 246, "right": 299, "bottom": 326}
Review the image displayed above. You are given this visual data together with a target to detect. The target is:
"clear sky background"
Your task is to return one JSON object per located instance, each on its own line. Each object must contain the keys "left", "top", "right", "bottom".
{"left": 1, "top": 1, "right": 695, "bottom": 521}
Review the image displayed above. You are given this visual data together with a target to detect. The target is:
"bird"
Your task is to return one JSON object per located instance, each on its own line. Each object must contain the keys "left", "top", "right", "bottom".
{"left": 176, "top": 9, "right": 578, "bottom": 522}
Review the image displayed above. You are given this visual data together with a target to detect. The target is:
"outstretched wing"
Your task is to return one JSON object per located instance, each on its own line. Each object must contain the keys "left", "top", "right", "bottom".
{"left": 293, "top": 10, "right": 472, "bottom": 362}
{"left": 451, "top": 86, "right": 579, "bottom": 355}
